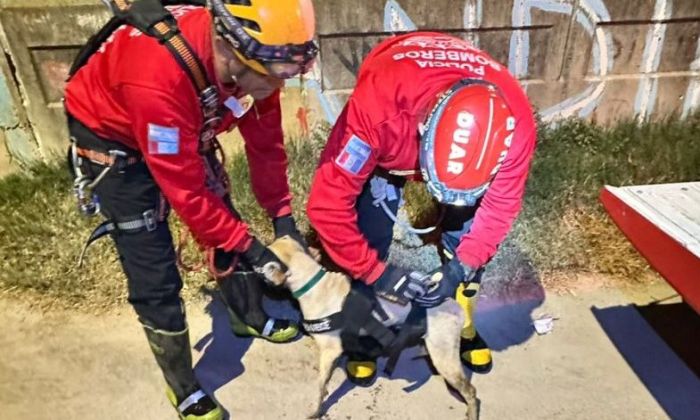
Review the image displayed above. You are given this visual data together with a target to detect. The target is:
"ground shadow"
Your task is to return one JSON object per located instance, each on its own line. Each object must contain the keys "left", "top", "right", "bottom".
{"left": 635, "top": 300, "right": 700, "bottom": 378}
{"left": 192, "top": 286, "right": 302, "bottom": 418}
{"left": 192, "top": 290, "right": 253, "bottom": 419}
{"left": 592, "top": 301, "right": 700, "bottom": 420}
{"left": 320, "top": 347, "right": 437, "bottom": 415}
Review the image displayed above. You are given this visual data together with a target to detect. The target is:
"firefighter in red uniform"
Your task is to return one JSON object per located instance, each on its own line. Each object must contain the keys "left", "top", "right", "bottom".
{"left": 64, "top": 1, "right": 316, "bottom": 418}
{"left": 307, "top": 32, "right": 537, "bottom": 385}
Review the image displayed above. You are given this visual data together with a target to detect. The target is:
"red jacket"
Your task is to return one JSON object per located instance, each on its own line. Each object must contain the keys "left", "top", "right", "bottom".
{"left": 65, "top": 6, "right": 292, "bottom": 252}
{"left": 307, "top": 32, "right": 537, "bottom": 283}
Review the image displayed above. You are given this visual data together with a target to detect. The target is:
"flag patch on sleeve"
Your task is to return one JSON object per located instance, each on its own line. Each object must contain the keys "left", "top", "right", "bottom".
{"left": 335, "top": 135, "right": 371, "bottom": 175}
{"left": 147, "top": 124, "right": 180, "bottom": 155}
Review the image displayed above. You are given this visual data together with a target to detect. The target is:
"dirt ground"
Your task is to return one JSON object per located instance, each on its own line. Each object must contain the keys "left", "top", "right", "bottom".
{"left": 2, "top": 277, "right": 699, "bottom": 420}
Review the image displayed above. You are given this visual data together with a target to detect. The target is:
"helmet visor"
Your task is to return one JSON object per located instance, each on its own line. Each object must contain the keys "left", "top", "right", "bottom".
{"left": 264, "top": 55, "right": 317, "bottom": 78}
{"left": 211, "top": 1, "right": 319, "bottom": 79}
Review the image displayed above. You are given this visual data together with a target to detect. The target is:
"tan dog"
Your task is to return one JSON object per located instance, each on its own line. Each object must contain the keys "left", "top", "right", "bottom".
{"left": 264, "top": 236, "right": 478, "bottom": 419}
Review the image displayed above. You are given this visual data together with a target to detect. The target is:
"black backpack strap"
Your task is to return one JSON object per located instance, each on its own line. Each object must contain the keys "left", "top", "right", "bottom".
{"left": 69, "top": 0, "right": 212, "bottom": 93}
{"left": 119, "top": 0, "right": 211, "bottom": 91}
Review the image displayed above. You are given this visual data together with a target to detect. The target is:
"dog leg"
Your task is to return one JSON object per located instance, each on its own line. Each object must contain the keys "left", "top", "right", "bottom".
{"left": 308, "top": 335, "right": 343, "bottom": 419}
{"left": 425, "top": 305, "right": 478, "bottom": 420}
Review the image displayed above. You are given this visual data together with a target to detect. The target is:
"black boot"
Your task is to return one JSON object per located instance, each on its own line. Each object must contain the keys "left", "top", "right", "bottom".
{"left": 142, "top": 326, "right": 223, "bottom": 419}
{"left": 218, "top": 271, "right": 299, "bottom": 343}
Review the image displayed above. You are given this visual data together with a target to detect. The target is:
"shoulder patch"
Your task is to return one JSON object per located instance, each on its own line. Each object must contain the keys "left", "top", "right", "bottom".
{"left": 335, "top": 135, "right": 371, "bottom": 175}
{"left": 147, "top": 124, "right": 179, "bottom": 155}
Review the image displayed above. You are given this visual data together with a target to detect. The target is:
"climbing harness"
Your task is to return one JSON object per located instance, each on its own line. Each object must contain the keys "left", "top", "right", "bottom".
{"left": 68, "top": 0, "right": 230, "bottom": 269}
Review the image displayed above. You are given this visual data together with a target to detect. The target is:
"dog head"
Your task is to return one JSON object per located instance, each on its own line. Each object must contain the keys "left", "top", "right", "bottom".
{"left": 263, "top": 235, "right": 321, "bottom": 290}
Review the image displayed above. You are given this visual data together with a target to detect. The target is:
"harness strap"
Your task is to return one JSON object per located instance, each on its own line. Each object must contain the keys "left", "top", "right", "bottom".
{"left": 301, "top": 290, "right": 397, "bottom": 347}
{"left": 71, "top": 1, "right": 212, "bottom": 94}
{"left": 303, "top": 287, "right": 427, "bottom": 373}
{"left": 78, "top": 209, "right": 158, "bottom": 266}
{"left": 384, "top": 305, "right": 427, "bottom": 376}
{"left": 302, "top": 312, "right": 344, "bottom": 334}
{"left": 343, "top": 290, "right": 396, "bottom": 349}
{"left": 75, "top": 146, "right": 142, "bottom": 167}
{"left": 152, "top": 20, "right": 210, "bottom": 91}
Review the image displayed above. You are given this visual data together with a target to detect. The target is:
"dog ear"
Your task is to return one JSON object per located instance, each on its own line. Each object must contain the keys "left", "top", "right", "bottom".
{"left": 268, "top": 235, "right": 301, "bottom": 264}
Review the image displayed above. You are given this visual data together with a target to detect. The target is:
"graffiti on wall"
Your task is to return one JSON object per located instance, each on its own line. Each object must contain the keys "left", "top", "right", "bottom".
{"left": 292, "top": 0, "right": 700, "bottom": 125}
{"left": 634, "top": 0, "right": 672, "bottom": 123}
{"left": 683, "top": 38, "right": 700, "bottom": 119}
{"left": 333, "top": 39, "right": 376, "bottom": 76}
{"left": 509, "top": 0, "right": 614, "bottom": 122}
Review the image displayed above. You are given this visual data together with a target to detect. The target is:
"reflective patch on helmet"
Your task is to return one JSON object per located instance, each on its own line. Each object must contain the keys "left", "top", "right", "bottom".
{"left": 147, "top": 124, "right": 179, "bottom": 155}
{"left": 336, "top": 135, "right": 371, "bottom": 175}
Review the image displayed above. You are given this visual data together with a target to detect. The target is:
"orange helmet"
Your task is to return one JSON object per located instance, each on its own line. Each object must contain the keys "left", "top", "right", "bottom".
{"left": 419, "top": 79, "right": 516, "bottom": 206}
{"left": 210, "top": 0, "right": 318, "bottom": 78}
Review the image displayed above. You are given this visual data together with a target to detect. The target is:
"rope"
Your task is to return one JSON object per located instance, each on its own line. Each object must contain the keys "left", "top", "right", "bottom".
{"left": 175, "top": 228, "right": 206, "bottom": 273}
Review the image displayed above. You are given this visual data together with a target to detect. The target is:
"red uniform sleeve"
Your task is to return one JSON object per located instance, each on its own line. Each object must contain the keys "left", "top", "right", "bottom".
{"left": 237, "top": 90, "right": 292, "bottom": 218}
{"left": 119, "top": 83, "right": 251, "bottom": 252}
{"left": 306, "top": 99, "right": 388, "bottom": 284}
{"left": 455, "top": 122, "right": 536, "bottom": 268}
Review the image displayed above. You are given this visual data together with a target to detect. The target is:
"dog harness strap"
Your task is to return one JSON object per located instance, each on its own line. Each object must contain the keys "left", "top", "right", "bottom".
{"left": 384, "top": 305, "right": 428, "bottom": 376}
{"left": 292, "top": 268, "right": 326, "bottom": 299}
{"left": 343, "top": 290, "right": 397, "bottom": 349}
{"left": 302, "top": 312, "right": 344, "bottom": 334}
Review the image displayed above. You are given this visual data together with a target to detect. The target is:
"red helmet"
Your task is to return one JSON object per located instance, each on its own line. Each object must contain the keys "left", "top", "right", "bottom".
{"left": 419, "top": 79, "right": 516, "bottom": 206}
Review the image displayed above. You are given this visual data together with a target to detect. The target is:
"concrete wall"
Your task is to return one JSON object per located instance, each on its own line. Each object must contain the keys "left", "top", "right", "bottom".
{"left": 0, "top": 0, "right": 699, "bottom": 175}
{"left": 310, "top": 0, "right": 700, "bottom": 125}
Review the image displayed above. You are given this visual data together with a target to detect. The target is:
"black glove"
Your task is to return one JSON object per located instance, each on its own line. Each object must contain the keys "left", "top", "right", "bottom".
{"left": 372, "top": 264, "right": 429, "bottom": 305}
{"left": 213, "top": 248, "right": 237, "bottom": 272}
{"left": 242, "top": 238, "right": 288, "bottom": 274}
{"left": 415, "top": 258, "right": 475, "bottom": 307}
{"left": 272, "top": 214, "right": 308, "bottom": 251}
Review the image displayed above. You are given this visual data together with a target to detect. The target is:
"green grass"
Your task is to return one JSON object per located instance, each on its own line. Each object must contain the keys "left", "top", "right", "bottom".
{"left": 0, "top": 128, "right": 328, "bottom": 309}
{"left": 0, "top": 116, "right": 698, "bottom": 308}
{"left": 510, "top": 113, "right": 700, "bottom": 280}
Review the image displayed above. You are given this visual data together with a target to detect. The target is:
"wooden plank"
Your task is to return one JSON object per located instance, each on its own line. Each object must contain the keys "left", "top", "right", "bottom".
{"left": 607, "top": 183, "right": 700, "bottom": 258}
{"left": 601, "top": 184, "right": 700, "bottom": 314}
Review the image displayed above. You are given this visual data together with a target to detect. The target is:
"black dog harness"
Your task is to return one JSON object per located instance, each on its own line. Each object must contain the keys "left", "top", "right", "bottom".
{"left": 295, "top": 269, "right": 428, "bottom": 376}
